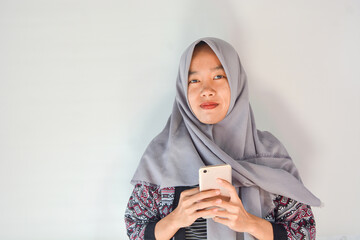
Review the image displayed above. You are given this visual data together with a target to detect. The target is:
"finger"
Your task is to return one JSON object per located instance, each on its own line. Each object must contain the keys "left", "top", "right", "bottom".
{"left": 211, "top": 207, "right": 236, "bottom": 220}
{"left": 216, "top": 178, "right": 241, "bottom": 201}
{"left": 187, "top": 189, "right": 221, "bottom": 204}
{"left": 178, "top": 188, "right": 201, "bottom": 209}
{"left": 188, "top": 198, "right": 223, "bottom": 213}
{"left": 212, "top": 215, "right": 231, "bottom": 226}
{"left": 180, "top": 187, "right": 200, "bottom": 198}
{"left": 180, "top": 189, "right": 220, "bottom": 209}
{"left": 211, "top": 198, "right": 239, "bottom": 213}
{"left": 193, "top": 207, "right": 221, "bottom": 219}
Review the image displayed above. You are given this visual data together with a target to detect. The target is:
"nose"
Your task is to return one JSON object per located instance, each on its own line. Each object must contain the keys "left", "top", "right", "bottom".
{"left": 201, "top": 85, "right": 216, "bottom": 97}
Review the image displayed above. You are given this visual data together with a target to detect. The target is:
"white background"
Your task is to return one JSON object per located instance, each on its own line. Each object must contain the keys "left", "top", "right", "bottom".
{"left": 1, "top": 0, "right": 359, "bottom": 239}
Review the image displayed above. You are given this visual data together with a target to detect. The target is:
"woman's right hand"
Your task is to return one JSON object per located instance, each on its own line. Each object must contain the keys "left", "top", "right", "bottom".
{"left": 169, "top": 187, "right": 221, "bottom": 228}
{"left": 154, "top": 187, "right": 221, "bottom": 240}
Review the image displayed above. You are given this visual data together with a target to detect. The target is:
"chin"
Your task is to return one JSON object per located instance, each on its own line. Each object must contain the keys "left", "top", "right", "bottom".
{"left": 195, "top": 111, "right": 226, "bottom": 125}
{"left": 200, "top": 120, "right": 215, "bottom": 125}
{"left": 199, "top": 118, "right": 222, "bottom": 125}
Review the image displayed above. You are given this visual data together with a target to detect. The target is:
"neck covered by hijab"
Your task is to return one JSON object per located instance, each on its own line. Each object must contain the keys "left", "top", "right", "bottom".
{"left": 131, "top": 37, "right": 321, "bottom": 239}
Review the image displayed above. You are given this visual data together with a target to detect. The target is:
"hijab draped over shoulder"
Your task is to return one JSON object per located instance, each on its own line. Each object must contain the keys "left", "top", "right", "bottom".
{"left": 131, "top": 37, "right": 321, "bottom": 240}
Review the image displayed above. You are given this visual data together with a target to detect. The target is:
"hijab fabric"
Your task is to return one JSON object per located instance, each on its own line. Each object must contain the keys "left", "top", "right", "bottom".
{"left": 131, "top": 37, "right": 321, "bottom": 240}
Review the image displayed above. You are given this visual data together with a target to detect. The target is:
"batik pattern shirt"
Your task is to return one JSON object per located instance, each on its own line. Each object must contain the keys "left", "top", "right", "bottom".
{"left": 125, "top": 183, "right": 316, "bottom": 240}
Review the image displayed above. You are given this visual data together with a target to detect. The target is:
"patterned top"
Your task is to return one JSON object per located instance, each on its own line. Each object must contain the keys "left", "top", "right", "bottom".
{"left": 125, "top": 183, "right": 316, "bottom": 240}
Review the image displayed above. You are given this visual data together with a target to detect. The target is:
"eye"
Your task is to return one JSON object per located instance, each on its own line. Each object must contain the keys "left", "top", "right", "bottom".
{"left": 214, "top": 75, "right": 226, "bottom": 80}
{"left": 188, "top": 79, "right": 199, "bottom": 84}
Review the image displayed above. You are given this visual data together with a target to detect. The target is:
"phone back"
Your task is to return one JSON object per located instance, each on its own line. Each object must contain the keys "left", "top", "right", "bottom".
{"left": 199, "top": 164, "right": 232, "bottom": 197}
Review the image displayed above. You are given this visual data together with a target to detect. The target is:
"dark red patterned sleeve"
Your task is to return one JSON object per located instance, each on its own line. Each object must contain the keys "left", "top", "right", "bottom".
{"left": 124, "top": 183, "right": 161, "bottom": 240}
{"left": 272, "top": 195, "right": 316, "bottom": 240}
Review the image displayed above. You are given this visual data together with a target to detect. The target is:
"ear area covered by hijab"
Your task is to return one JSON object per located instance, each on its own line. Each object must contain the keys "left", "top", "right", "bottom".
{"left": 131, "top": 37, "right": 322, "bottom": 211}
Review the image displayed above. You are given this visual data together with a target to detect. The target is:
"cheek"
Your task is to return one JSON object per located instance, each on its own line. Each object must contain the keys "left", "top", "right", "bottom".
{"left": 220, "top": 86, "right": 231, "bottom": 102}
{"left": 226, "top": 90, "right": 231, "bottom": 106}
{"left": 225, "top": 83, "right": 231, "bottom": 104}
{"left": 187, "top": 89, "right": 197, "bottom": 108}
{"left": 220, "top": 85, "right": 231, "bottom": 113}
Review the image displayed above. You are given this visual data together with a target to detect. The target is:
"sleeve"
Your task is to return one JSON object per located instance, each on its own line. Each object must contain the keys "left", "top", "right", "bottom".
{"left": 272, "top": 195, "right": 316, "bottom": 240}
{"left": 124, "top": 183, "right": 162, "bottom": 240}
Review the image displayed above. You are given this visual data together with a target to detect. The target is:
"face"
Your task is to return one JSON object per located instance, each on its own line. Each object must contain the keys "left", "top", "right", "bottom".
{"left": 187, "top": 44, "right": 231, "bottom": 124}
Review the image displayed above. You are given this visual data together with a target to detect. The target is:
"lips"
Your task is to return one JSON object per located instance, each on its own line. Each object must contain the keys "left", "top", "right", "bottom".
{"left": 200, "top": 102, "right": 219, "bottom": 109}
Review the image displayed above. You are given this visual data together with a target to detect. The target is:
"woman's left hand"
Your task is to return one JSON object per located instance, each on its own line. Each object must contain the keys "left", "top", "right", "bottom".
{"left": 211, "top": 178, "right": 256, "bottom": 233}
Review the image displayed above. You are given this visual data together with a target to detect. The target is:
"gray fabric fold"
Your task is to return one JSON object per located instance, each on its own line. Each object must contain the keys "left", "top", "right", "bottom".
{"left": 131, "top": 37, "right": 322, "bottom": 239}
{"left": 207, "top": 218, "right": 237, "bottom": 240}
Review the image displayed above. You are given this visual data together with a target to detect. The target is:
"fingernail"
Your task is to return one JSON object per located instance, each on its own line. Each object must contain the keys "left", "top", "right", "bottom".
{"left": 216, "top": 199, "right": 222, "bottom": 204}
{"left": 216, "top": 178, "right": 222, "bottom": 183}
{"left": 215, "top": 190, "right": 220, "bottom": 195}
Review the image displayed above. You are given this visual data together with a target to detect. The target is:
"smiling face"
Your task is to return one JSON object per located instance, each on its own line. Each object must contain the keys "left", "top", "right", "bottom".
{"left": 187, "top": 43, "right": 231, "bottom": 124}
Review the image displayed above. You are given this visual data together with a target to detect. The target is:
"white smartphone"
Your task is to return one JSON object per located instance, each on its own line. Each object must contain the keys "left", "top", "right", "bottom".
{"left": 199, "top": 164, "right": 232, "bottom": 196}
{"left": 199, "top": 164, "right": 232, "bottom": 218}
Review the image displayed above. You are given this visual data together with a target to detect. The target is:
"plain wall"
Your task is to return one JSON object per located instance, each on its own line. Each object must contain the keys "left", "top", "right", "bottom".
{"left": 0, "top": 0, "right": 359, "bottom": 239}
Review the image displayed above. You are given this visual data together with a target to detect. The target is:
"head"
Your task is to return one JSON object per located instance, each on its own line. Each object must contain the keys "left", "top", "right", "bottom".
{"left": 187, "top": 42, "right": 231, "bottom": 124}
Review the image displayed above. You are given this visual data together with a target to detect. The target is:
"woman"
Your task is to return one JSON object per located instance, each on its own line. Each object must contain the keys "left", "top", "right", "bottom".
{"left": 125, "top": 37, "right": 321, "bottom": 240}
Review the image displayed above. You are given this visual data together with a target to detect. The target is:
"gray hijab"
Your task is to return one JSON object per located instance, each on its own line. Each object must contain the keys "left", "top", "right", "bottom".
{"left": 131, "top": 37, "right": 321, "bottom": 240}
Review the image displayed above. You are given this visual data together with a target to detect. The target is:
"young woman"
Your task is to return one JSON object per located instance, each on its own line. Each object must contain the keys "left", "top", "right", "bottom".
{"left": 125, "top": 37, "right": 321, "bottom": 240}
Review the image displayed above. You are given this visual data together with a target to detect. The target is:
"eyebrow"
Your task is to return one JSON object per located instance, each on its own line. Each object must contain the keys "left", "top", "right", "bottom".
{"left": 188, "top": 65, "right": 224, "bottom": 76}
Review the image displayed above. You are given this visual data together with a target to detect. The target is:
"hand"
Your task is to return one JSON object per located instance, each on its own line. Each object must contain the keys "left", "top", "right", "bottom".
{"left": 210, "top": 179, "right": 273, "bottom": 240}
{"left": 155, "top": 187, "right": 223, "bottom": 240}
{"left": 170, "top": 187, "right": 223, "bottom": 228}
{"left": 211, "top": 178, "right": 256, "bottom": 233}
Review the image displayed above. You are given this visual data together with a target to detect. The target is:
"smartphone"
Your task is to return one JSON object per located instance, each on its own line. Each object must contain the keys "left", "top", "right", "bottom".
{"left": 199, "top": 164, "right": 232, "bottom": 196}
{"left": 199, "top": 164, "right": 232, "bottom": 218}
